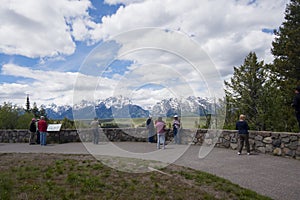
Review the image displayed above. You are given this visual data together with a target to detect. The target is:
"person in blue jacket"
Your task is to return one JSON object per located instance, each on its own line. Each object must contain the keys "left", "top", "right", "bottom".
{"left": 236, "top": 114, "right": 250, "bottom": 155}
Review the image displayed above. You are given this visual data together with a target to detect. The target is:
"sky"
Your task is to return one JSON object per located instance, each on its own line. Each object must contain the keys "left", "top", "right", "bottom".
{"left": 0, "top": 0, "right": 289, "bottom": 109}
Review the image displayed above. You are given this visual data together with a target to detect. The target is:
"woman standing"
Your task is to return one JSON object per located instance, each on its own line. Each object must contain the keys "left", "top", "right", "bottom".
{"left": 236, "top": 114, "right": 250, "bottom": 155}
{"left": 155, "top": 117, "right": 166, "bottom": 149}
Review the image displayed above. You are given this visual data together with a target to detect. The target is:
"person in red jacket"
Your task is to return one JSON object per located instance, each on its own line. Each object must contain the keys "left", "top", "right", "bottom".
{"left": 38, "top": 116, "right": 48, "bottom": 146}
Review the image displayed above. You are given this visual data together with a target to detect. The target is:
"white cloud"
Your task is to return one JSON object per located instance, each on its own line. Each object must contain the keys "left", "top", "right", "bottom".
{"left": 0, "top": 63, "right": 120, "bottom": 106}
{"left": 0, "top": 0, "right": 289, "bottom": 107}
{"left": 0, "top": 0, "right": 92, "bottom": 58}
{"left": 91, "top": 0, "right": 287, "bottom": 76}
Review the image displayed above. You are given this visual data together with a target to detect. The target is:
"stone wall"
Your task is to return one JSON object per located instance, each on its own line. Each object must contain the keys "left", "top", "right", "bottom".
{"left": 0, "top": 128, "right": 299, "bottom": 159}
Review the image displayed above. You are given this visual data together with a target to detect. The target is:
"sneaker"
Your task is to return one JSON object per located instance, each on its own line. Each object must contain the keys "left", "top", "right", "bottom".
{"left": 237, "top": 152, "right": 241, "bottom": 155}
{"left": 247, "top": 153, "right": 250, "bottom": 155}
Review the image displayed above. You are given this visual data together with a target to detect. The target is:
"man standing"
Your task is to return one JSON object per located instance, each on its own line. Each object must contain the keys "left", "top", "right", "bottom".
{"left": 146, "top": 116, "right": 155, "bottom": 143}
{"left": 90, "top": 117, "right": 100, "bottom": 144}
{"left": 172, "top": 115, "right": 181, "bottom": 144}
{"left": 29, "top": 118, "right": 36, "bottom": 145}
{"left": 292, "top": 86, "right": 300, "bottom": 130}
{"left": 38, "top": 116, "right": 48, "bottom": 146}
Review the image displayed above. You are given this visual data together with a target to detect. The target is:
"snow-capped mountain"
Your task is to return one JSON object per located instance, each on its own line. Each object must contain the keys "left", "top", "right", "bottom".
{"left": 43, "top": 104, "right": 73, "bottom": 119}
{"left": 150, "top": 96, "right": 213, "bottom": 117}
{"left": 44, "top": 96, "right": 214, "bottom": 120}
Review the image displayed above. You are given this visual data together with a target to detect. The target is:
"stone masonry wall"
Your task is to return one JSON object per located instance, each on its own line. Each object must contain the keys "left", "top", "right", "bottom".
{"left": 0, "top": 128, "right": 299, "bottom": 159}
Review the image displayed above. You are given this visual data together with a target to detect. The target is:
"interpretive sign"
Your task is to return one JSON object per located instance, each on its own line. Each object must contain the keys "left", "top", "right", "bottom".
{"left": 47, "top": 124, "right": 62, "bottom": 132}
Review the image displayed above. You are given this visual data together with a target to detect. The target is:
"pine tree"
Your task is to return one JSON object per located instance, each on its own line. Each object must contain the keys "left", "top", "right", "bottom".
{"left": 39, "top": 106, "right": 48, "bottom": 120}
{"left": 272, "top": 0, "right": 300, "bottom": 82}
{"left": 32, "top": 102, "right": 39, "bottom": 118}
{"left": 268, "top": 0, "right": 300, "bottom": 131}
{"left": 225, "top": 52, "right": 266, "bottom": 130}
{"left": 26, "top": 94, "right": 30, "bottom": 113}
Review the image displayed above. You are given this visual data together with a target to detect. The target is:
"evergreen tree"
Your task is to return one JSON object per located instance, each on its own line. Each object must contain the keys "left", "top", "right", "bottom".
{"left": 0, "top": 102, "right": 18, "bottom": 129}
{"left": 225, "top": 52, "right": 267, "bottom": 130}
{"left": 32, "top": 102, "right": 39, "bottom": 118}
{"left": 39, "top": 106, "right": 48, "bottom": 120}
{"left": 25, "top": 94, "right": 30, "bottom": 113}
{"left": 269, "top": 0, "right": 300, "bottom": 131}
{"left": 16, "top": 112, "right": 34, "bottom": 129}
{"left": 272, "top": 0, "right": 300, "bottom": 82}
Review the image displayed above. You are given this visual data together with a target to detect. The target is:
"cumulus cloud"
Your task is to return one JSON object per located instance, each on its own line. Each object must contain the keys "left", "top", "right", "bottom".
{"left": 0, "top": 0, "right": 92, "bottom": 58}
{"left": 0, "top": 0, "right": 289, "bottom": 107}
{"left": 1, "top": 63, "right": 116, "bottom": 106}
{"left": 92, "top": 0, "right": 287, "bottom": 75}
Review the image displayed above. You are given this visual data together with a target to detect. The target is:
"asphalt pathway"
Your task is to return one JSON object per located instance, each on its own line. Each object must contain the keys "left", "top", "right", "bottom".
{"left": 0, "top": 142, "right": 299, "bottom": 200}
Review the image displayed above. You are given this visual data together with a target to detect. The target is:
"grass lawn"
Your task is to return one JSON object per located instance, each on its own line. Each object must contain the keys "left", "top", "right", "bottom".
{"left": 0, "top": 153, "right": 271, "bottom": 200}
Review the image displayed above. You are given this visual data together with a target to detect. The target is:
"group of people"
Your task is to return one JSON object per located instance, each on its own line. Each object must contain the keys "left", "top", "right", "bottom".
{"left": 28, "top": 116, "right": 48, "bottom": 146}
{"left": 28, "top": 86, "right": 300, "bottom": 153}
{"left": 145, "top": 113, "right": 251, "bottom": 154}
{"left": 146, "top": 115, "right": 181, "bottom": 150}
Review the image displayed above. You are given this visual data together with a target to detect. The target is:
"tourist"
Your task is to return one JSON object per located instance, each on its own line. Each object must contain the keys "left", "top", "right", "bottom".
{"left": 146, "top": 116, "right": 155, "bottom": 143}
{"left": 28, "top": 118, "right": 36, "bottom": 145}
{"left": 90, "top": 117, "right": 100, "bottom": 144}
{"left": 38, "top": 116, "right": 48, "bottom": 146}
{"left": 35, "top": 119, "right": 40, "bottom": 144}
{"left": 292, "top": 86, "right": 300, "bottom": 131}
{"left": 172, "top": 115, "right": 181, "bottom": 144}
{"left": 236, "top": 114, "right": 250, "bottom": 155}
{"left": 155, "top": 117, "right": 166, "bottom": 149}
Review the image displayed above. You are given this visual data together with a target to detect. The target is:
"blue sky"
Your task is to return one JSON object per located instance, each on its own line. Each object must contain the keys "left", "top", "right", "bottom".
{"left": 0, "top": 0, "right": 288, "bottom": 108}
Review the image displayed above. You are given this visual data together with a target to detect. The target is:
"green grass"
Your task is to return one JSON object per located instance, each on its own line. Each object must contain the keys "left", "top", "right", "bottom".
{"left": 0, "top": 153, "right": 272, "bottom": 200}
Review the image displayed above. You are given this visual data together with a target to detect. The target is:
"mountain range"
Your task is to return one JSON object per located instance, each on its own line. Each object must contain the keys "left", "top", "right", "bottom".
{"left": 43, "top": 96, "right": 214, "bottom": 120}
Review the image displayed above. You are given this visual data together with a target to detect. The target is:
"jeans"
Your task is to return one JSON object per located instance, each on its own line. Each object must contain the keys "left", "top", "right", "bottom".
{"left": 40, "top": 132, "right": 47, "bottom": 146}
{"left": 157, "top": 134, "right": 165, "bottom": 149}
{"left": 173, "top": 128, "right": 181, "bottom": 144}
{"left": 36, "top": 131, "right": 40, "bottom": 144}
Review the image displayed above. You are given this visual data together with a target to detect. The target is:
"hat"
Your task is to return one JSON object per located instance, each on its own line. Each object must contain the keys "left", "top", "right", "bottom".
{"left": 174, "top": 115, "right": 178, "bottom": 118}
{"left": 295, "top": 86, "right": 300, "bottom": 92}
{"left": 32, "top": 118, "right": 36, "bottom": 121}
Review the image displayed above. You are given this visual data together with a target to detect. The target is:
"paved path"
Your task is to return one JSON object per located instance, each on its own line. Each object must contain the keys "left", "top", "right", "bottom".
{"left": 0, "top": 142, "right": 299, "bottom": 200}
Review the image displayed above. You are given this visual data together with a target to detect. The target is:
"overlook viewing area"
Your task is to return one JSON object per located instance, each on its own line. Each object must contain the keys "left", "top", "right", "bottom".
{"left": 0, "top": 128, "right": 299, "bottom": 200}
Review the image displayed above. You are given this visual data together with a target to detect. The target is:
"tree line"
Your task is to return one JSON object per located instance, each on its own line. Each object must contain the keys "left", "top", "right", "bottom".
{"left": 0, "top": 101, "right": 76, "bottom": 130}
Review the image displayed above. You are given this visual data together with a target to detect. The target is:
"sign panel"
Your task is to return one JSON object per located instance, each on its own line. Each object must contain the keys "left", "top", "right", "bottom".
{"left": 47, "top": 124, "right": 62, "bottom": 132}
